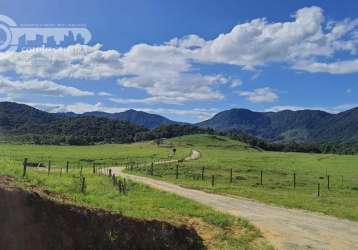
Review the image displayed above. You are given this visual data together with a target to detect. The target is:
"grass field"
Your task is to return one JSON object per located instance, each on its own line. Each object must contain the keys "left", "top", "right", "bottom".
{"left": 2, "top": 133, "right": 358, "bottom": 247}
{"left": 0, "top": 142, "right": 271, "bottom": 250}
{"left": 0, "top": 141, "right": 190, "bottom": 167}
{"left": 127, "top": 134, "right": 358, "bottom": 221}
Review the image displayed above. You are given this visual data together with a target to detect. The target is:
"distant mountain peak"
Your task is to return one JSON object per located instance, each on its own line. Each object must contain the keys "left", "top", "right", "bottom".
{"left": 82, "top": 109, "right": 176, "bottom": 129}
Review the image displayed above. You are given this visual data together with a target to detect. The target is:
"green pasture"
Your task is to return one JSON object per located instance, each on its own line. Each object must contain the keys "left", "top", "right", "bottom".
{"left": 0, "top": 143, "right": 271, "bottom": 250}
{"left": 129, "top": 134, "right": 358, "bottom": 221}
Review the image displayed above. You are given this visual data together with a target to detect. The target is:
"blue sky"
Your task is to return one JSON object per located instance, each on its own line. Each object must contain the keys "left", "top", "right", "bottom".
{"left": 1, "top": 0, "right": 358, "bottom": 122}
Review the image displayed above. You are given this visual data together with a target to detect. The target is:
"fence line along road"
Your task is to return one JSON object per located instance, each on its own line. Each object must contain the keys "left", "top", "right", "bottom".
{"left": 111, "top": 167, "right": 358, "bottom": 250}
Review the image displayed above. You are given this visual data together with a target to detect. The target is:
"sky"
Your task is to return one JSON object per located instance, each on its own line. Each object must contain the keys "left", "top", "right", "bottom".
{"left": 0, "top": 0, "right": 358, "bottom": 122}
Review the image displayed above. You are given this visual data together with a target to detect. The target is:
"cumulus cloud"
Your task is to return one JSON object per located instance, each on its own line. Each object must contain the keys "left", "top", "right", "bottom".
{"left": 237, "top": 87, "right": 278, "bottom": 103}
{"left": 0, "top": 44, "right": 122, "bottom": 80}
{"left": 198, "top": 7, "right": 325, "bottom": 67}
{"left": 294, "top": 59, "right": 358, "bottom": 74}
{"left": 0, "top": 6, "right": 357, "bottom": 106}
{"left": 117, "top": 43, "right": 228, "bottom": 103}
{"left": 166, "top": 34, "right": 206, "bottom": 49}
{"left": 0, "top": 76, "right": 93, "bottom": 97}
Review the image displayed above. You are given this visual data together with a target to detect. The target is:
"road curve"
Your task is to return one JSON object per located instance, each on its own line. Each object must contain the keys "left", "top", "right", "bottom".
{"left": 112, "top": 167, "right": 358, "bottom": 250}
{"left": 184, "top": 150, "right": 201, "bottom": 161}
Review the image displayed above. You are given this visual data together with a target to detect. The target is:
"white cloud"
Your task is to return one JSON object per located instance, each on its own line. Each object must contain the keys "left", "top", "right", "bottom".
{"left": 0, "top": 44, "right": 122, "bottom": 80}
{"left": 294, "top": 59, "right": 358, "bottom": 74}
{"left": 110, "top": 96, "right": 189, "bottom": 105}
{"left": 25, "top": 101, "right": 218, "bottom": 121}
{"left": 98, "top": 91, "right": 112, "bottom": 96}
{"left": 0, "top": 76, "right": 93, "bottom": 97}
{"left": 198, "top": 7, "right": 326, "bottom": 67}
{"left": 118, "top": 43, "right": 227, "bottom": 103}
{"left": 230, "top": 79, "right": 242, "bottom": 88}
{"left": 238, "top": 87, "right": 278, "bottom": 103}
{"left": 27, "top": 102, "right": 126, "bottom": 114}
{"left": 166, "top": 34, "right": 206, "bottom": 49}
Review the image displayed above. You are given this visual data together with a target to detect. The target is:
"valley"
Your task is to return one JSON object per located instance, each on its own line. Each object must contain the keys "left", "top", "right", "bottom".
{"left": 1, "top": 134, "right": 358, "bottom": 249}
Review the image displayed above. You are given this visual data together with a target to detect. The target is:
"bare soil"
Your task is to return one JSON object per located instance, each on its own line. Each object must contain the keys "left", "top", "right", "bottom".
{"left": 185, "top": 150, "right": 201, "bottom": 161}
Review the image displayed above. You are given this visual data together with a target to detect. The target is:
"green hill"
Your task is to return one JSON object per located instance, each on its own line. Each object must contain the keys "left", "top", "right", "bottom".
{"left": 166, "top": 134, "right": 253, "bottom": 150}
{"left": 0, "top": 102, "right": 147, "bottom": 145}
{"left": 197, "top": 108, "right": 358, "bottom": 143}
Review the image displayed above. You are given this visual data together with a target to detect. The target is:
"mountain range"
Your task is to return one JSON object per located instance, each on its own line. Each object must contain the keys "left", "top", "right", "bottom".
{"left": 0, "top": 102, "right": 147, "bottom": 144}
{"left": 197, "top": 108, "right": 358, "bottom": 143}
{"left": 2, "top": 102, "right": 358, "bottom": 144}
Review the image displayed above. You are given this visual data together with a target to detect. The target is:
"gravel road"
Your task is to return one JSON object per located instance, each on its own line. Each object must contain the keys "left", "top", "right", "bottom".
{"left": 112, "top": 167, "right": 358, "bottom": 250}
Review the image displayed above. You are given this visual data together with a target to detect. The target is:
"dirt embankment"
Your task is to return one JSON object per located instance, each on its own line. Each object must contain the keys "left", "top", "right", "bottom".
{"left": 0, "top": 176, "right": 205, "bottom": 250}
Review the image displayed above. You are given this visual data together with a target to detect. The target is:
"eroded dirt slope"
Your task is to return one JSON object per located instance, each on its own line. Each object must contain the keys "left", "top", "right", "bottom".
{"left": 0, "top": 176, "right": 204, "bottom": 250}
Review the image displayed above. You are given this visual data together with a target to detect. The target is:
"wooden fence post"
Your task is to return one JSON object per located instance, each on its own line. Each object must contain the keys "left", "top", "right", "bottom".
{"left": 293, "top": 172, "right": 296, "bottom": 189}
{"left": 121, "top": 181, "right": 124, "bottom": 193}
{"left": 201, "top": 167, "right": 205, "bottom": 180}
{"left": 123, "top": 178, "right": 127, "bottom": 194}
{"left": 81, "top": 177, "right": 86, "bottom": 193}
{"left": 327, "top": 175, "right": 330, "bottom": 190}
{"left": 22, "top": 158, "right": 28, "bottom": 178}
{"left": 176, "top": 164, "right": 179, "bottom": 179}
{"left": 211, "top": 175, "right": 215, "bottom": 187}
{"left": 118, "top": 180, "right": 122, "bottom": 193}
{"left": 230, "top": 168, "right": 233, "bottom": 183}
{"left": 48, "top": 160, "right": 51, "bottom": 176}
{"left": 317, "top": 183, "right": 320, "bottom": 197}
{"left": 151, "top": 162, "right": 154, "bottom": 176}
{"left": 66, "top": 161, "right": 69, "bottom": 173}
{"left": 112, "top": 174, "right": 116, "bottom": 186}
{"left": 260, "top": 170, "right": 263, "bottom": 185}
{"left": 93, "top": 162, "right": 96, "bottom": 174}
{"left": 109, "top": 169, "right": 112, "bottom": 177}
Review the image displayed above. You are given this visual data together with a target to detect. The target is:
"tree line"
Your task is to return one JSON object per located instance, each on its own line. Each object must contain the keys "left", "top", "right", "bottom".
{"left": 227, "top": 130, "right": 358, "bottom": 155}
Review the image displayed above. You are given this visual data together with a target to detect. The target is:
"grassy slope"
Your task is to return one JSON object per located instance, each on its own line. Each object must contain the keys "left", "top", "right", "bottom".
{"left": 0, "top": 142, "right": 271, "bottom": 250}
{"left": 130, "top": 134, "right": 358, "bottom": 221}
{"left": 0, "top": 142, "right": 189, "bottom": 165}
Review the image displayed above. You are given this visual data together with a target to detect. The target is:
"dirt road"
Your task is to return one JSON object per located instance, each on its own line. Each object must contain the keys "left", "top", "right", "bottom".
{"left": 112, "top": 167, "right": 358, "bottom": 250}
{"left": 184, "top": 150, "right": 201, "bottom": 161}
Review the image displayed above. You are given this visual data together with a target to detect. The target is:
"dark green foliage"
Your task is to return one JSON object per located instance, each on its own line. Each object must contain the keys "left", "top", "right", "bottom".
{"left": 229, "top": 130, "right": 358, "bottom": 155}
{"left": 197, "top": 108, "right": 358, "bottom": 143}
{"left": 0, "top": 102, "right": 210, "bottom": 145}
{"left": 0, "top": 102, "right": 147, "bottom": 145}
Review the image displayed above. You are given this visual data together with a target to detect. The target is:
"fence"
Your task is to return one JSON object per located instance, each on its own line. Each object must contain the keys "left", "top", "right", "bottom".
{"left": 20, "top": 157, "right": 132, "bottom": 195}
{"left": 126, "top": 160, "right": 358, "bottom": 197}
